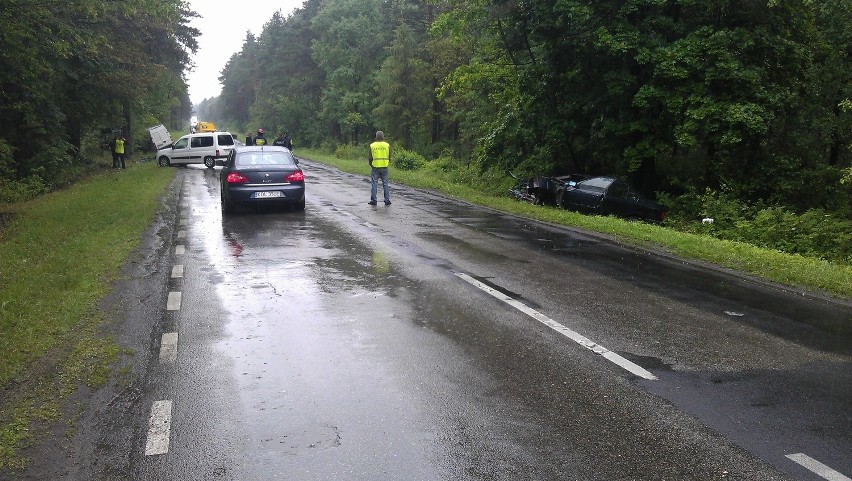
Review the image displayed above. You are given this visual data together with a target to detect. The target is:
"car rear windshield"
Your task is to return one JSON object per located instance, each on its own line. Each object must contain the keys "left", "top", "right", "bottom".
{"left": 217, "top": 134, "right": 234, "bottom": 146}
{"left": 577, "top": 177, "right": 612, "bottom": 193}
{"left": 236, "top": 152, "right": 296, "bottom": 167}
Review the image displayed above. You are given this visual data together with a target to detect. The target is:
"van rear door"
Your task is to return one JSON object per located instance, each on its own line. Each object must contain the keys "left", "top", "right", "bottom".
{"left": 148, "top": 125, "right": 173, "bottom": 150}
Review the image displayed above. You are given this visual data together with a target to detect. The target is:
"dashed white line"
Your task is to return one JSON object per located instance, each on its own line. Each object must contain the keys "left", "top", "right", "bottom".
{"left": 786, "top": 453, "right": 851, "bottom": 481}
{"left": 176, "top": 229, "right": 186, "bottom": 240}
{"left": 144, "top": 400, "right": 173, "bottom": 456}
{"left": 166, "top": 291, "right": 182, "bottom": 311}
{"left": 455, "top": 272, "right": 657, "bottom": 380}
{"left": 171, "top": 264, "right": 184, "bottom": 278}
{"left": 175, "top": 244, "right": 185, "bottom": 255}
{"left": 159, "top": 332, "right": 178, "bottom": 363}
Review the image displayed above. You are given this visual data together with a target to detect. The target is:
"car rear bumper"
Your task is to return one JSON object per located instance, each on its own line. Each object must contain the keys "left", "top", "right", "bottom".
{"left": 225, "top": 184, "right": 305, "bottom": 204}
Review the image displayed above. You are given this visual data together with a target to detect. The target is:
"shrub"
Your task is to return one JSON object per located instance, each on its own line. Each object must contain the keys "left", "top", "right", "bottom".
{"left": 0, "top": 175, "right": 48, "bottom": 203}
{"left": 661, "top": 188, "right": 852, "bottom": 265}
{"left": 334, "top": 143, "right": 359, "bottom": 160}
{"left": 733, "top": 208, "right": 852, "bottom": 263}
{"left": 393, "top": 147, "right": 425, "bottom": 171}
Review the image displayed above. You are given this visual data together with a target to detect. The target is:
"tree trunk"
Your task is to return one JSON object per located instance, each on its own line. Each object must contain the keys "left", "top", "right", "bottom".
{"left": 123, "top": 98, "right": 132, "bottom": 154}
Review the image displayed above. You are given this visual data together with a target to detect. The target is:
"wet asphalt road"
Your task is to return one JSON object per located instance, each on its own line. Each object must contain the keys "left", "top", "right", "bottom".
{"left": 57, "top": 160, "right": 852, "bottom": 480}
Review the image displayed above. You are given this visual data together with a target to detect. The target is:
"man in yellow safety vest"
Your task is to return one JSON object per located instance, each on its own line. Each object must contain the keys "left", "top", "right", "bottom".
{"left": 367, "top": 131, "right": 391, "bottom": 205}
{"left": 111, "top": 132, "right": 126, "bottom": 169}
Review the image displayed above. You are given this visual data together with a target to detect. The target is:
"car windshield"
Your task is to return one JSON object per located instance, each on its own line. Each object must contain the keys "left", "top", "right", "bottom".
{"left": 236, "top": 151, "right": 295, "bottom": 167}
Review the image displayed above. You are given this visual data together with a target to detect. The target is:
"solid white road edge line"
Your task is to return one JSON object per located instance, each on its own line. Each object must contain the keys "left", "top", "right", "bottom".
{"left": 786, "top": 453, "right": 851, "bottom": 481}
{"left": 171, "top": 265, "right": 184, "bottom": 278}
{"left": 144, "top": 400, "right": 173, "bottom": 456}
{"left": 166, "top": 291, "right": 182, "bottom": 311}
{"left": 159, "top": 332, "right": 178, "bottom": 363}
{"left": 455, "top": 272, "right": 658, "bottom": 381}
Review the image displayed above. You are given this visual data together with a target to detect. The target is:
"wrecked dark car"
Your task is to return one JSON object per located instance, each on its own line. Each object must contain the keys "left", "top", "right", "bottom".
{"left": 559, "top": 176, "right": 666, "bottom": 222}
{"left": 509, "top": 173, "right": 588, "bottom": 205}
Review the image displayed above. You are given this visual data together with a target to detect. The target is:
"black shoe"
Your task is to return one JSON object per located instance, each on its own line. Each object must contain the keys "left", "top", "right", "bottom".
{"left": 384, "top": 200, "right": 391, "bottom": 205}
{"left": 368, "top": 200, "right": 377, "bottom": 205}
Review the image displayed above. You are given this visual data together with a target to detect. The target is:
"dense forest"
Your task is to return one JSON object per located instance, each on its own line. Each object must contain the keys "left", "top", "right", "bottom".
{"left": 1, "top": 0, "right": 850, "bottom": 261}
{"left": 0, "top": 0, "right": 198, "bottom": 199}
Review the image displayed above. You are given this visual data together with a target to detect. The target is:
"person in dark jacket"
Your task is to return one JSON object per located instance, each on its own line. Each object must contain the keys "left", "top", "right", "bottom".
{"left": 273, "top": 131, "right": 294, "bottom": 150}
{"left": 273, "top": 132, "right": 286, "bottom": 147}
{"left": 254, "top": 128, "right": 267, "bottom": 146}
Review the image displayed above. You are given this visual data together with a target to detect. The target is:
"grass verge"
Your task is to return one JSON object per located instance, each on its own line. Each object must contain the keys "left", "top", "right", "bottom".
{"left": 0, "top": 161, "right": 175, "bottom": 469}
{"left": 298, "top": 148, "right": 852, "bottom": 299}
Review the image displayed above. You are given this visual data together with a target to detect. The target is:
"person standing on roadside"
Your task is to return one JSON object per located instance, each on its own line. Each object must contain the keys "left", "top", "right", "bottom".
{"left": 273, "top": 132, "right": 287, "bottom": 147}
{"left": 283, "top": 130, "right": 293, "bottom": 150}
{"left": 245, "top": 132, "right": 253, "bottom": 146}
{"left": 368, "top": 131, "right": 391, "bottom": 205}
{"left": 110, "top": 132, "right": 126, "bottom": 169}
{"left": 254, "top": 128, "right": 267, "bottom": 146}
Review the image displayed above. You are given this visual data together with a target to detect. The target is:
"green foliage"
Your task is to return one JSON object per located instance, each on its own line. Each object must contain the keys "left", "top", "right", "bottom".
{"left": 373, "top": 23, "right": 433, "bottom": 150}
{"left": 334, "top": 143, "right": 361, "bottom": 160}
{"left": 660, "top": 188, "right": 852, "bottom": 265}
{"left": 393, "top": 147, "right": 426, "bottom": 171}
{"left": 0, "top": 0, "right": 197, "bottom": 197}
{"left": 732, "top": 209, "right": 852, "bottom": 263}
{"left": 0, "top": 177, "right": 48, "bottom": 204}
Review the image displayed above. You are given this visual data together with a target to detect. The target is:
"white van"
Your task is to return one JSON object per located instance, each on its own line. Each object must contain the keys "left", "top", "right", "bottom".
{"left": 157, "top": 131, "right": 235, "bottom": 168}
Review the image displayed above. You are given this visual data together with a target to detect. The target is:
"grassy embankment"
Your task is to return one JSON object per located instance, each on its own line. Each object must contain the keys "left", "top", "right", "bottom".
{"left": 297, "top": 148, "right": 852, "bottom": 299}
{"left": 0, "top": 162, "right": 174, "bottom": 469}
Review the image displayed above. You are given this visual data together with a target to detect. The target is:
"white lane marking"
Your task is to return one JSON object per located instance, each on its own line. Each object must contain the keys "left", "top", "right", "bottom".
{"left": 166, "top": 291, "right": 182, "bottom": 311}
{"left": 786, "top": 453, "right": 851, "bottom": 481}
{"left": 455, "top": 272, "right": 658, "bottom": 381}
{"left": 159, "top": 332, "right": 178, "bottom": 363}
{"left": 176, "top": 229, "right": 186, "bottom": 240}
{"left": 175, "top": 245, "right": 185, "bottom": 256}
{"left": 144, "top": 400, "right": 173, "bottom": 456}
{"left": 171, "top": 265, "right": 184, "bottom": 278}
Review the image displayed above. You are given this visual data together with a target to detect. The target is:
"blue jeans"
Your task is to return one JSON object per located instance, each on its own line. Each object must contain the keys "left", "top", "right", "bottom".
{"left": 371, "top": 167, "right": 390, "bottom": 202}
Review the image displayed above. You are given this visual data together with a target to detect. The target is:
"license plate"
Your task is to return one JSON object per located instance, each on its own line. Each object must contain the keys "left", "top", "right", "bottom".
{"left": 253, "top": 191, "right": 283, "bottom": 199}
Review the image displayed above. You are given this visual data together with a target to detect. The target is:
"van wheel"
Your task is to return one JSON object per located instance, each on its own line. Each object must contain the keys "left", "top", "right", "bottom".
{"left": 204, "top": 156, "right": 215, "bottom": 168}
{"left": 158, "top": 156, "right": 170, "bottom": 167}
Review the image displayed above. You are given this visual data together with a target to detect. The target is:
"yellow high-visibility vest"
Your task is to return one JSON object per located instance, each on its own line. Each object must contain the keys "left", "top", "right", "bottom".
{"left": 115, "top": 138, "right": 125, "bottom": 154}
{"left": 370, "top": 141, "right": 389, "bottom": 168}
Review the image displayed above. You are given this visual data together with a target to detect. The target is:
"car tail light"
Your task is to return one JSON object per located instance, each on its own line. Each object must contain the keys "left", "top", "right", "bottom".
{"left": 285, "top": 170, "right": 304, "bottom": 182}
{"left": 226, "top": 172, "right": 250, "bottom": 184}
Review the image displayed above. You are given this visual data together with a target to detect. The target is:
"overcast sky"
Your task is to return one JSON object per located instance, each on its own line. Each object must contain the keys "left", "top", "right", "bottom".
{"left": 185, "top": 0, "right": 304, "bottom": 105}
